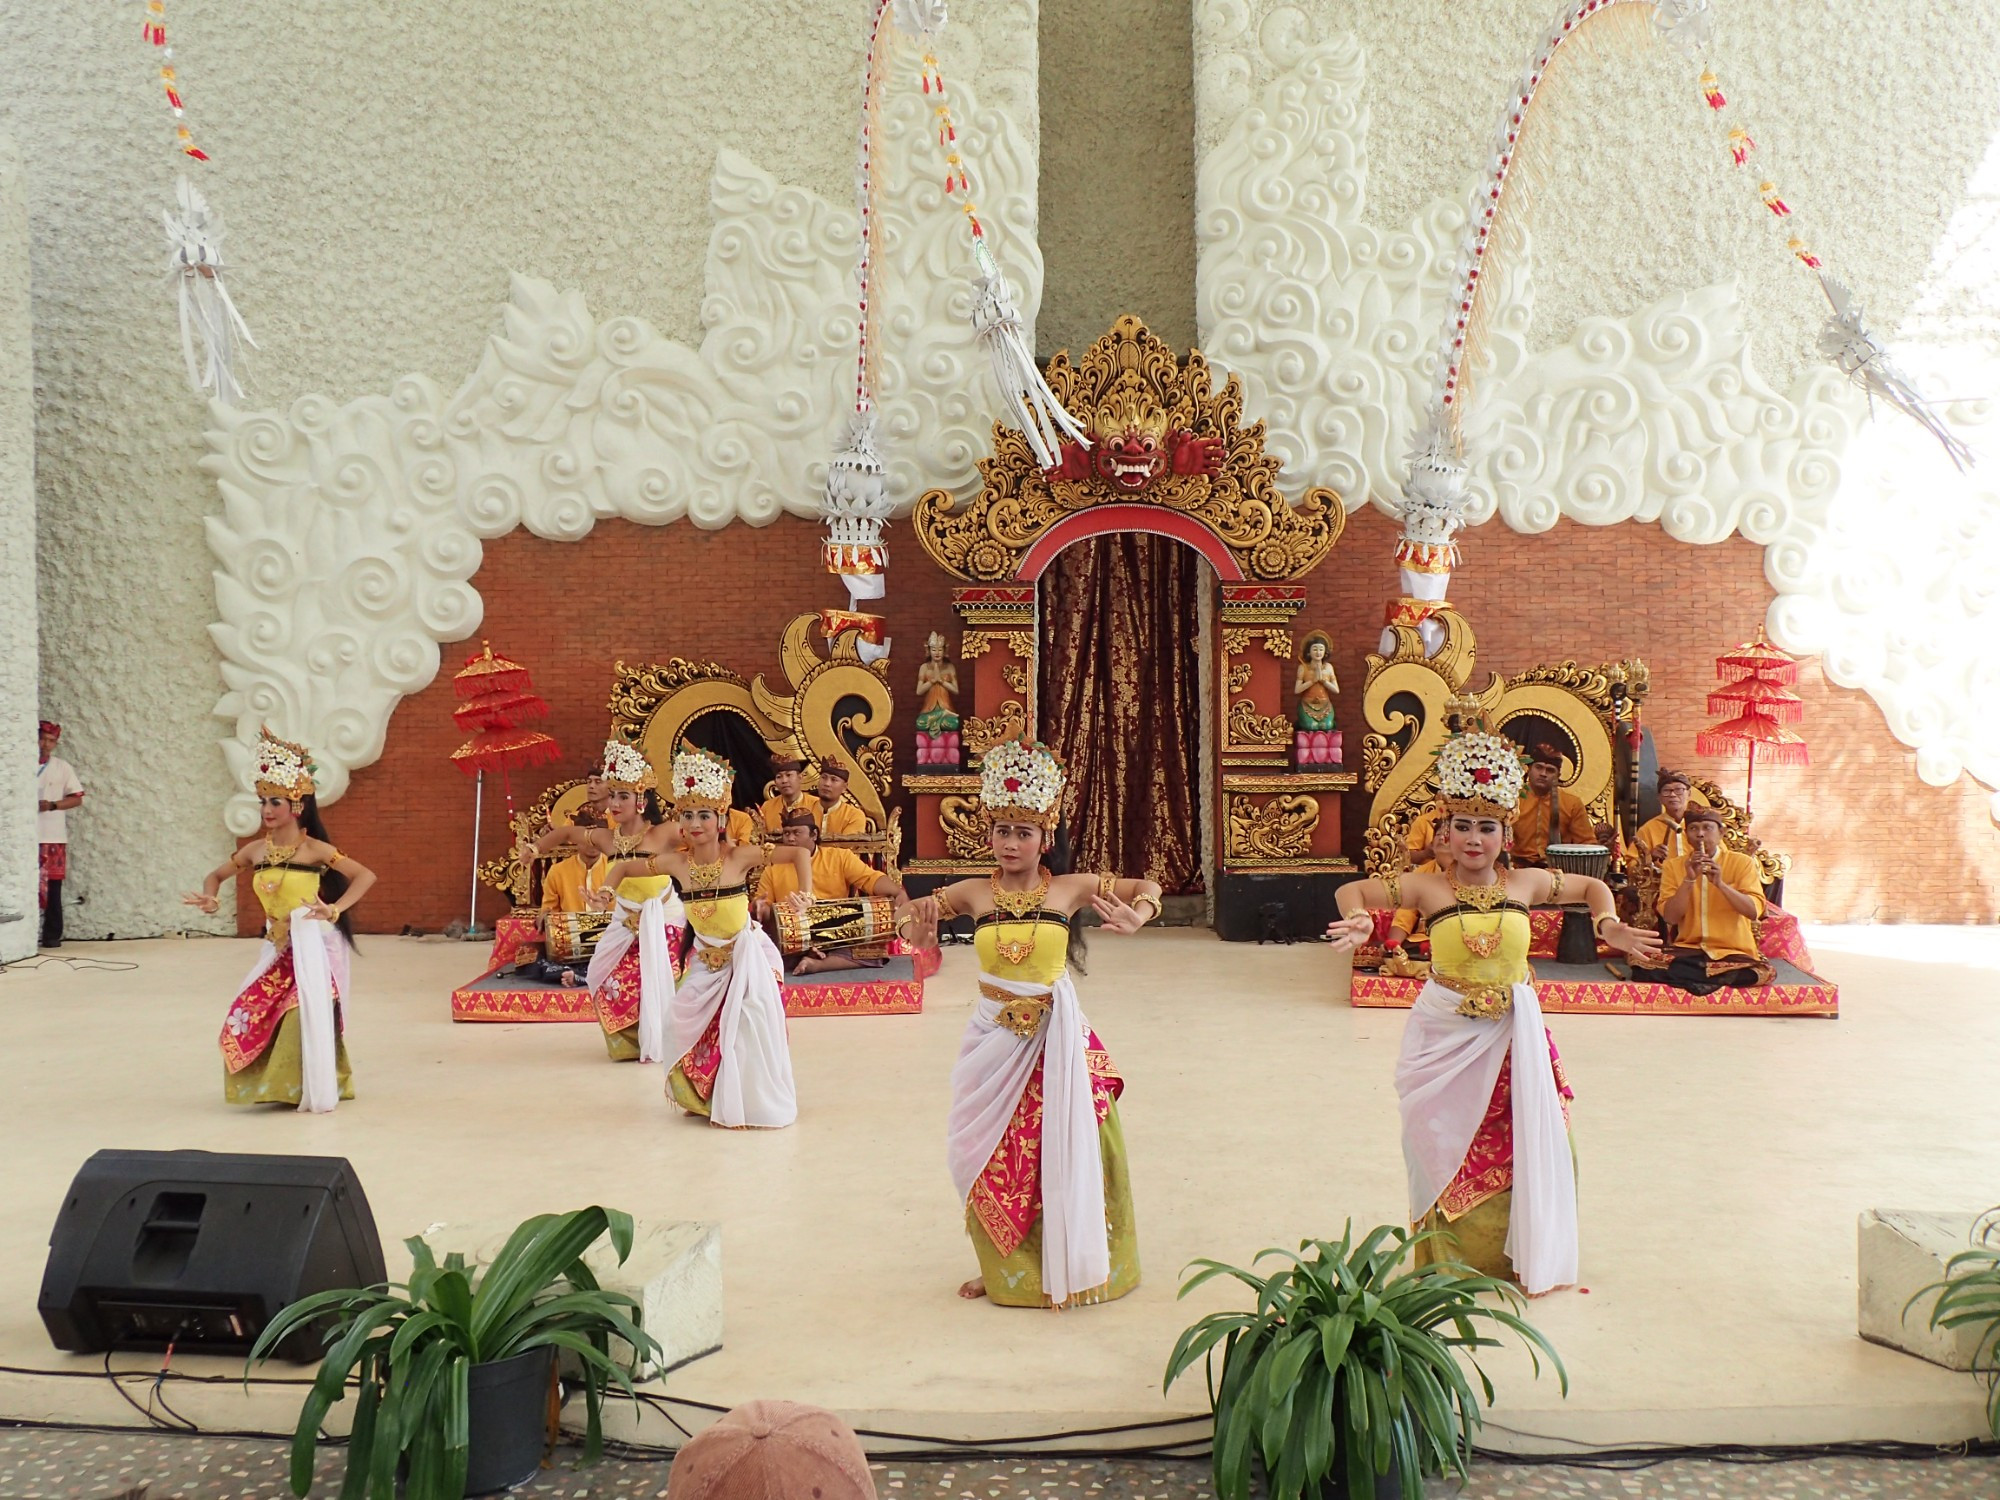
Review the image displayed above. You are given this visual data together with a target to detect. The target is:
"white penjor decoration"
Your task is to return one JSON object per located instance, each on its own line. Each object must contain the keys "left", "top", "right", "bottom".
{"left": 1816, "top": 274, "right": 1976, "bottom": 473}
{"left": 1651, "top": 0, "right": 1717, "bottom": 57}
{"left": 970, "top": 235, "right": 1088, "bottom": 471}
{"left": 163, "top": 175, "right": 255, "bottom": 404}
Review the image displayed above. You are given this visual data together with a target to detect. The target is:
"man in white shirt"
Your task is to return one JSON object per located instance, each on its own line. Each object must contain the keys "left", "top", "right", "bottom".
{"left": 37, "top": 720, "right": 84, "bottom": 948}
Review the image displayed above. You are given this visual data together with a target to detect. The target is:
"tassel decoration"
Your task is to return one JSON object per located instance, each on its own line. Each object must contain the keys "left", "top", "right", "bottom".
{"left": 164, "top": 175, "right": 255, "bottom": 402}
{"left": 1788, "top": 236, "right": 1820, "bottom": 270}
{"left": 970, "top": 238, "right": 1088, "bottom": 470}
{"left": 1759, "top": 181, "right": 1790, "bottom": 216}
{"left": 1816, "top": 274, "right": 1975, "bottom": 471}
{"left": 1727, "top": 127, "right": 1755, "bottom": 166}
{"left": 1700, "top": 68, "right": 1726, "bottom": 109}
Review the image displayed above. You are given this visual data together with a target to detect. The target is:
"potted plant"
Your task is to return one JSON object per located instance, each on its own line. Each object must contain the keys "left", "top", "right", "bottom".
{"left": 1915, "top": 1206, "right": 2000, "bottom": 1437}
{"left": 249, "top": 1205, "right": 661, "bottom": 1498}
{"left": 1163, "top": 1223, "right": 1565, "bottom": 1500}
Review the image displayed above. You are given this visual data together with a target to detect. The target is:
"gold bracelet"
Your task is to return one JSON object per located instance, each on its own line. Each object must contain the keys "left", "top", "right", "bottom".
{"left": 1133, "top": 894, "right": 1162, "bottom": 923}
{"left": 1592, "top": 911, "right": 1616, "bottom": 936}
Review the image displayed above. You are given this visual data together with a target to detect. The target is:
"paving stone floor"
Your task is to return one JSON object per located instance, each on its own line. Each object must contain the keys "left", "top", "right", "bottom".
{"left": 0, "top": 1430, "right": 1997, "bottom": 1500}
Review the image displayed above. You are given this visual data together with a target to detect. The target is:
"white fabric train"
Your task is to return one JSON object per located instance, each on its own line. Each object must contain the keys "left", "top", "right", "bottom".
{"left": 235, "top": 909, "right": 350, "bottom": 1115}
{"left": 946, "top": 969, "right": 1108, "bottom": 1305}
{"left": 584, "top": 890, "right": 687, "bottom": 1063}
{"left": 1394, "top": 977, "right": 1577, "bottom": 1295}
{"left": 663, "top": 923, "right": 797, "bottom": 1129}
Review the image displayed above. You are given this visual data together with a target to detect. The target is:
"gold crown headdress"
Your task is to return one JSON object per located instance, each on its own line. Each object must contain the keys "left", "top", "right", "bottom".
{"left": 669, "top": 742, "right": 735, "bottom": 814}
{"left": 252, "top": 727, "right": 317, "bottom": 801}
{"left": 598, "top": 739, "right": 656, "bottom": 792}
{"left": 979, "top": 736, "right": 1066, "bottom": 829}
{"left": 1433, "top": 728, "right": 1527, "bottom": 825}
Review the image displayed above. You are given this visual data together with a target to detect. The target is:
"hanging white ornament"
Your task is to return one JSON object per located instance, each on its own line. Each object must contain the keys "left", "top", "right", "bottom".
{"left": 162, "top": 174, "right": 255, "bottom": 404}
{"left": 1816, "top": 274, "right": 1975, "bottom": 471}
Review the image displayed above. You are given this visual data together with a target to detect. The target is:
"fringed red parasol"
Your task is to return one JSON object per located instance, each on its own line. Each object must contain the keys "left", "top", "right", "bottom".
{"left": 449, "top": 643, "right": 560, "bottom": 933}
{"left": 1697, "top": 628, "right": 1808, "bottom": 822}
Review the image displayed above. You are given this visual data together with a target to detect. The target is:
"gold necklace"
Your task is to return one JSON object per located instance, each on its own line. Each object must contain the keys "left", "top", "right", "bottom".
{"left": 1451, "top": 877, "right": 1509, "bottom": 959}
{"left": 256, "top": 838, "right": 301, "bottom": 902}
{"left": 610, "top": 829, "right": 647, "bottom": 858}
{"left": 685, "top": 858, "right": 725, "bottom": 921}
{"left": 989, "top": 869, "right": 1051, "bottom": 967}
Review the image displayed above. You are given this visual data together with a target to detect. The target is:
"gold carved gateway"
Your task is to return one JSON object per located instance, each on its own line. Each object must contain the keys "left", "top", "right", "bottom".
{"left": 911, "top": 315, "right": 1345, "bottom": 583}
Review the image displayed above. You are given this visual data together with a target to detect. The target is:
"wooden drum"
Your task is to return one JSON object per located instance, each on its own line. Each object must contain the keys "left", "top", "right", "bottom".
{"left": 545, "top": 910, "right": 611, "bottom": 961}
{"left": 1547, "top": 844, "right": 1610, "bottom": 882}
{"left": 774, "top": 896, "right": 898, "bottom": 958}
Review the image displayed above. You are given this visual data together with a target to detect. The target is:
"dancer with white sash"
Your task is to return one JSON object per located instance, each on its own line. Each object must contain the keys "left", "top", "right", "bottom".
{"left": 1324, "top": 723, "right": 1662, "bottom": 1295}
{"left": 183, "top": 728, "right": 376, "bottom": 1112}
{"left": 600, "top": 744, "right": 810, "bottom": 1128}
{"left": 902, "top": 738, "right": 1163, "bottom": 1309}
{"left": 530, "top": 740, "right": 687, "bottom": 1061}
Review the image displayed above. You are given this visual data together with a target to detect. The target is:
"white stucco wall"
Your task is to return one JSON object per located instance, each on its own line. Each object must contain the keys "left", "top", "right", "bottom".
{"left": 0, "top": 133, "right": 38, "bottom": 963}
{"left": 2, "top": 0, "right": 1035, "bottom": 936}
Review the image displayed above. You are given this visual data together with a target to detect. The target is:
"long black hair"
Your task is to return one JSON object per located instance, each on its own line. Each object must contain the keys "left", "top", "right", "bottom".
{"left": 1046, "top": 822, "right": 1086, "bottom": 975}
{"left": 296, "top": 796, "right": 357, "bottom": 946}
{"left": 641, "top": 788, "right": 665, "bottom": 825}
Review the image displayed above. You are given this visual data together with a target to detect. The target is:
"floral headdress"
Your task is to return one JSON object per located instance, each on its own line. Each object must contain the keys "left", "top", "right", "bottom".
{"left": 670, "top": 742, "right": 735, "bottom": 815}
{"left": 598, "top": 738, "right": 656, "bottom": 792}
{"left": 1434, "top": 729, "right": 1526, "bottom": 825}
{"left": 253, "top": 726, "right": 317, "bottom": 801}
{"left": 979, "top": 736, "right": 1065, "bottom": 829}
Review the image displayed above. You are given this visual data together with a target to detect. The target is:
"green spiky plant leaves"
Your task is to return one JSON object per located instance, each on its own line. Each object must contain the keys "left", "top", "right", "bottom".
{"left": 1163, "top": 1223, "right": 1565, "bottom": 1500}
{"left": 247, "top": 1206, "right": 661, "bottom": 1499}
{"left": 1915, "top": 1207, "right": 2000, "bottom": 1437}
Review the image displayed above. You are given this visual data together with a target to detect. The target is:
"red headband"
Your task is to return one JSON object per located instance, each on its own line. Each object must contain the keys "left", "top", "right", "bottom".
{"left": 38, "top": 720, "right": 59, "bottom": 739}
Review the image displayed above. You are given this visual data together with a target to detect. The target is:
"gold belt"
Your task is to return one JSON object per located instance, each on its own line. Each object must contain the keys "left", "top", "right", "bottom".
{"left": 1433, "top": 974, "right": 1517, "bottom": 1020}
{"left": 979, "top": 981, "right": 1051, "bottom": 1039}
{"left": 696, "top": 937, "right": 736, "bottom": 973}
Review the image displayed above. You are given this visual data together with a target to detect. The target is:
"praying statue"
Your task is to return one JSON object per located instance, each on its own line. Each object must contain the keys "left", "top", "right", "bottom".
{"left": 1294, "top": 630, "right": 1341, "bottom": 767}
{"left": 915, "top": 631, "right": 962, "bottom": 767}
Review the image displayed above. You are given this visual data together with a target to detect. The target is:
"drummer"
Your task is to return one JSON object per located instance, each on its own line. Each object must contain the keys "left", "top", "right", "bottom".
{"left": 1512, "top": 744, "right": 1606, "bottom": 868}
{"left": 755, "top": 811, "right": 904, "bottom": 974}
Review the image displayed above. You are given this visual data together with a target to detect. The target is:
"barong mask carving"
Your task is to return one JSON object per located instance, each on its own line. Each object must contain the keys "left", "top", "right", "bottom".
{"left": 914, "top": 316, "right": 1344, "bottom": 583}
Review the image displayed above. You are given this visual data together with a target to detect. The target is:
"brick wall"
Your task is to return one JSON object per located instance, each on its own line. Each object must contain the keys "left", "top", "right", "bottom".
{"left": 316, "top": 507, "right": 1998, "bottom": 933}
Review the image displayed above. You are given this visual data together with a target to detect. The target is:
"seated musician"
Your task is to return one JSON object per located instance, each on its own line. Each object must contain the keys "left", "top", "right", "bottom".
{"left": 755, "top": 811, "right": 904, "bottom": 974}
{"left": 759, "top": 755, "right": 822, "bottom": 833}
{"left": 814, "top": 762, "right": 869, "bottom": 839}
{"left": 1633, "top": 769, "right": 1694, "bottom": 869}
{"left": 540, "top": 844, "right": 607, "bottom": 917}
{"left": 1511, "top": 744, "right": 1605, "bottom": 869}
{"left": 1638, "top": 805, "right": 1774, "bottom": 993}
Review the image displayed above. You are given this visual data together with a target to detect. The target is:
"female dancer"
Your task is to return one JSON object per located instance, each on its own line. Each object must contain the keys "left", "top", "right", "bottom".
{"left": 599, "top": 744, "right": 810, "bottom": 1127}
{"left": 183, "top": 729, "right": 376, "bottom": 1111}
{"left": 1323, "top": 725, "right": 1663, "bottom": 1294}
{"left": 529, "top": 741, "right": 685, "bottom": 1061}
{"left": 901, "top": 738, "right": 1162, "bottom": 1309}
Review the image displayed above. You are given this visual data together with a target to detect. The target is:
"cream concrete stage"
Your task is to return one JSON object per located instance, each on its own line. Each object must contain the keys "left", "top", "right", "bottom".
{"left": 1, "top": 927, "right": 1996, "bottom": 1453}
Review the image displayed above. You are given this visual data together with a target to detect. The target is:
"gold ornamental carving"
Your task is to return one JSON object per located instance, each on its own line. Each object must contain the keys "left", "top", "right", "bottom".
{"left": 479, "top": 777, "right": 592, "bottom": 901}
{"left": 1221, "top": 627, "right": 1256, "bottom": 656}
{"left": 963, "top": 699, "right": 1028, "bottom": 760}
{"left": 1359, "top": 732, "right": 1398, "bottom": 794}
{"left": 912, "top": 315, "right": 1345, "bottom": 583}
{"left": 1226, "top": 793, "right": 1320, "bottom": 862}
{"left": 1226, "top": 662, "right": 1253, "bottom": 695}
{"left": 610, "top": 612, "right": 896, "bottom": 827}
{"left": 1226, "top": 697, "right": 1292, "bottom": 749}
{"left": 1002, "top": 663, "right": 1030, "bottom": 697}
{"left": 962, "top": 633, "right": 997, "bottom": 659}
{"left": 938, "top": 794, "right": 991, "bottom": 861}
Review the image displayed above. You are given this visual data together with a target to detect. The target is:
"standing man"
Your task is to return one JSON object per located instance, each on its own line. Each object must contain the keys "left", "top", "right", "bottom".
{"left": 36, "top": 720, "right": 84, "bottom": 949}
{"left": 813, "top": 762, "right": 869, "bottom": 839}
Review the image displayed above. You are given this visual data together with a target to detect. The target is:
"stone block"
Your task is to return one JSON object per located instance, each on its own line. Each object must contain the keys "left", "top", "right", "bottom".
{"left": 1857, "top": 1210, "right": 1990, "bottom": 1371}
{"left": 398, "top": 1218, "right": 722, "bottom": 1379}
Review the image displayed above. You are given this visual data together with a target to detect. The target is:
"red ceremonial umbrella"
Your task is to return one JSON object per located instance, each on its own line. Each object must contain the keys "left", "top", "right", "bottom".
{"left": 449, "top": 643, "right": 560, "bottom": 933}
{"left": 1695, "top": 628, "right": 1808, "bottom": 823}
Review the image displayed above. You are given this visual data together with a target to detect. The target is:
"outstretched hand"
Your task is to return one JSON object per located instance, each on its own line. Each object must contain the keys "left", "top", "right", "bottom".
{"left": 1603, "top": 921, "right": 1666, "bottom": 967}
{"left": 182, "top": 890, "right": 220, "bottom": 915}
{"left": 898, "top": 895, "right": 939, "bottom": 951}
{"left": 585, "top": 885, "right": 616, "bottom": 912}
{"left": 1322, "top": 912, "right": 1374, "bottom": 952}
{"left": 1090, "top": 893, "right": 1148, "bottom": 935}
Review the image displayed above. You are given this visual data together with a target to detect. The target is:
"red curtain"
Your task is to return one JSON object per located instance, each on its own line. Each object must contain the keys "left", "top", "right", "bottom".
{"left": 1038, "top": 532, "right": 1205, "bottom": 893}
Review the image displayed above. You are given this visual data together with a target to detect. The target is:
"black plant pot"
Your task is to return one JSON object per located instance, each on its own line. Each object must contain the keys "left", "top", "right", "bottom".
{"left": 463, "top": 1347, "right": 555, "bottom": 1495}
{"left": 1316, "top": 1459, "right": 1405, "bottom": 1500}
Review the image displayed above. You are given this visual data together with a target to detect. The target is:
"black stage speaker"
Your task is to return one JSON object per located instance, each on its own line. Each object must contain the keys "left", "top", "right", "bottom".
{"left": 1215, "top": 872, "right": 1345, "bottom": 943}
{"left": 38, "top": 1149, "right": 385, "bottom": 1362}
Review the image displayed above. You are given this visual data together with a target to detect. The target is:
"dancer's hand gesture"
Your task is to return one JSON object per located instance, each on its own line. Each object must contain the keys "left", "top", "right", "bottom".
{"left": 1090, "top": 892, "right": 1148, "bottom": 935}
{"left": 1322, "top": 912, "right": 1373, "bottom": 952}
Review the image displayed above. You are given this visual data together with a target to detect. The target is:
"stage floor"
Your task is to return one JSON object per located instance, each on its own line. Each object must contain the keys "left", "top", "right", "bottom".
{"left": 1, "top": 927, "right": 1996, "bottom": 1451}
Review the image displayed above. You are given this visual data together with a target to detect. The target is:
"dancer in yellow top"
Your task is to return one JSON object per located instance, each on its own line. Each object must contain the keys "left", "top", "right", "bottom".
{"left": 599, "top": 744, "right": 811, "bottom": 1127}
{"left": 902, "top": 737, "right": 1163, "bottom": 1309}
{"left": 1325, "top": 724, "right": 1661, "bottom": 1294}
{"left": 184, "top": 728, "right": 376, "bottom": 1112}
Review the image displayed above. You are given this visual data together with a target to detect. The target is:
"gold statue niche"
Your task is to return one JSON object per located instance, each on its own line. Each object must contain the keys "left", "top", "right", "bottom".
{"left": 911, "top": 315, "right": 1345, "bottom": 583}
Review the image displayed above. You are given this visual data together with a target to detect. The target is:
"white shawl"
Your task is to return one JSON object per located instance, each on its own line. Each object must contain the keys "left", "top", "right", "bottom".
{"left": 664, "top": 923, "right": 796, "bottom": 1129}
{"left": 236, "top": 910, "right": 350, "bottom": 1115}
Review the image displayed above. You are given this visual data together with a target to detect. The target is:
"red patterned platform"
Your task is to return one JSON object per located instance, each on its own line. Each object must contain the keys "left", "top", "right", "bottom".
{"left": 452, "top": 969, "right": 597, "bottom": 1022}
{"left": 1348, "top": 955, "right": 1838, "bottom": 1018}
{"left": 783, "top": 952, "right": 925, "bottom": 1017}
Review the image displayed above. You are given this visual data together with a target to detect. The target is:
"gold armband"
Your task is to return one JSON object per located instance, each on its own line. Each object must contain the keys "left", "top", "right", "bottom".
{"left": 933, "top": 889, "right": 958, "bottom": 922}
{"left": 1382, "top": 873, "right": 1401, "bottom": 909}
{"left": 1548, "top": 867, "right": 1566, "bottom": 902}
{"left": 1097, "top": 870, "right": 1118, "bottom": 900}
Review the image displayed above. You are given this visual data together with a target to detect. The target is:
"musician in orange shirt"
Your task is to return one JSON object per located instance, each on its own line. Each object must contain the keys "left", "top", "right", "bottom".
{"left": 1511, "top": 744, "right": 1605, "bottom": 867}
{"left": 1641, "top": 805, "right": 1774, "bottom": 992}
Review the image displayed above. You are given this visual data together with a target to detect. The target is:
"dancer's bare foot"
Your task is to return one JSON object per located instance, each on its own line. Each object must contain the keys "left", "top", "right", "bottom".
{"left": 957, "top": 1277, "right": 987, "bottom": 1300}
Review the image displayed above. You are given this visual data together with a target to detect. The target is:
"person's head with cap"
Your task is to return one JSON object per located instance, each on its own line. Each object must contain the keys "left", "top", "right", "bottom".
{"left": 38, "top": 720, "right": 59, "bottom": 762}
{"left": 772, "top": 755, "right": 806, "bottom": 800}
{"left": 1683, "top": 803, "right": 1727, "bottom": 857}
{"left": 1656, "top": 768, "right": 1692, "bottom": 822}
{"left": 1525, "top": 742, "right": 1564, "bottom": 795}
{"left": 667, "top": 1400, "right": 876, "bottom": 1500}
{"left": 816, "top": 761, "right": 850, "bottom": 806}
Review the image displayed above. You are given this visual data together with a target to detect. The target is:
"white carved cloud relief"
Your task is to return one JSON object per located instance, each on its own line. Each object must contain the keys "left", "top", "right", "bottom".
{"left": 1194, "top": 6, "right": 1999, "bottom": 815}
{"left": 204, "top": 54, "right": 1037, "bottom": 832}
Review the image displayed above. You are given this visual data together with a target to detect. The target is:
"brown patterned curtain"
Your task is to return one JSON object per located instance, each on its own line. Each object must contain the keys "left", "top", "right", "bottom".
{"left": 1038, "top": 532, "right": 1205, "bottom": 893}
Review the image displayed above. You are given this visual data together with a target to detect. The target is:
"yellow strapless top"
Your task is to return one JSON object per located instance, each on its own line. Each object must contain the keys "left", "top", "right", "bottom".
{"left": 615, "top": 872, "right": 677, "bottom": 905}
{"left": 1428, "top": 907, "right": 1533, "bottom": 1005}
{"left": 685, "top": 887, "right": 751, "bottom": 943}
{"left": 974, "top": 915, "right": 1071, "bottom": 989}
{"left": 251, "top": 865, "right": 322, "bottom": 922}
